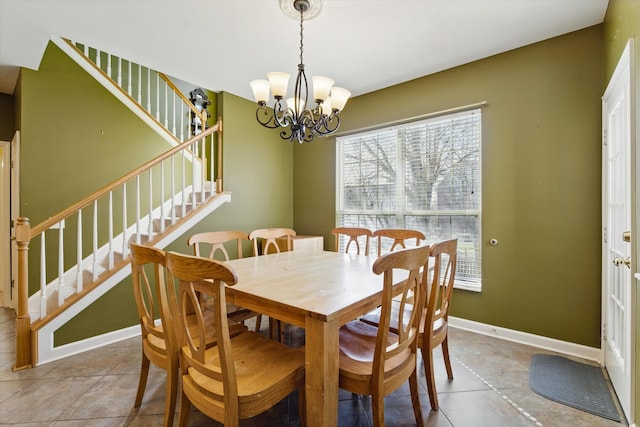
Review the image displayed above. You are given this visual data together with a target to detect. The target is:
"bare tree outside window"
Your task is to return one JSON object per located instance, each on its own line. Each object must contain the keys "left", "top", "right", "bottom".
{"left": 336, "top": 109, "right": 482, "bottom": 289}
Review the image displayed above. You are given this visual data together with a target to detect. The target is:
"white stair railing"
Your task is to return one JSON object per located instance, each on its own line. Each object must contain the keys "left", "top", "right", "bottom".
{"left": 56, "top": 37, "right": 208, "bottom": 145}
{"left": 14, "top": 120, "right": 223, "bottom": 370}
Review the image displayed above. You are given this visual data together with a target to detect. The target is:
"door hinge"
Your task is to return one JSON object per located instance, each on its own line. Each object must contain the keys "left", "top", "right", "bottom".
{"left": 604, "top": 226, "right": 608, "bottom": 244}
{"left": 603, "top": 128, "right": 608, "bottom": 146}
{"left": 603, "top": 323, "right": 607, "bottom": 340}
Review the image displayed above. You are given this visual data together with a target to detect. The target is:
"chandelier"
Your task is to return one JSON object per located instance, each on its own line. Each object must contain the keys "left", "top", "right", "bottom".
{"left": 250, "top": 0, "right": 350, "bottom": 144}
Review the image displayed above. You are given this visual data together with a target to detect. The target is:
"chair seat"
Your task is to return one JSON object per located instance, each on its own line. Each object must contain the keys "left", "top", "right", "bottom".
{"left": 204, "top": 299, "right": 261, "bottom": 327}
{"left": 181, "top": 331, "right": 305, "bottom": 417}
{"left": 339, "top": 320, "right": 415, "bottom": 383}
{"left": 145, "top": 329, "right": 167, "bottom": 353}
{"left": 360, "top": 301, "right": 446, "bottom": 337}
{"left": 144, "top": 313, "right": 248, "bottom": 357}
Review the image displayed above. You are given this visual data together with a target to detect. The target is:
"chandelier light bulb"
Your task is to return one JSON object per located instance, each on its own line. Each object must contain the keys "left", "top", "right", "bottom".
{"left": 267, "top": 72, "right": 290, "bottom": 99}
{"left": 250, "top": 79, "right": 270, "bottom": 105}
{"left": 320, "top": 97, "right": 332, "bottom": 116}
{"left": 287, "top": 97, "right": 306, "bottom": 115}
{"left": 330, "top": 87, "right": 351, "bottom": 112}
{"left": 312, "top": 76, "right": 334, "bottom": 102}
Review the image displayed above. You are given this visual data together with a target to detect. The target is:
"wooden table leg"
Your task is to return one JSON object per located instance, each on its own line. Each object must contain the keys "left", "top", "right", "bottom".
{"left": 305, "top": 316, "right": 339, "bottom": 427}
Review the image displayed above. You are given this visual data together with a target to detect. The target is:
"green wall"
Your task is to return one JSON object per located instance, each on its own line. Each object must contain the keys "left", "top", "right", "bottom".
{"left": 16, "top": 43, "right": 291, "bottom": 345}
{"left": 294, "top": 25, "right": 604, "bottom": 348}
{"left": 164, "top": 90, "right": 294, "bottom": 258}
{"left": 603, "top": 0, "right": 640, "bottom": 419}
{"left": 0, "top": 93, "right": 15, "bottom": 141}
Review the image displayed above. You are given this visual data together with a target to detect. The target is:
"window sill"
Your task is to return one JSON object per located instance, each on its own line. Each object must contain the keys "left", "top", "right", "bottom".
{"left": 454, "top": 280, "right": 481, "bottom": 292}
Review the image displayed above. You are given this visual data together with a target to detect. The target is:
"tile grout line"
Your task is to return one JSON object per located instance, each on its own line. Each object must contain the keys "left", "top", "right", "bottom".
{"left": 453, "top": 355, "right": 543, "bottom": 426}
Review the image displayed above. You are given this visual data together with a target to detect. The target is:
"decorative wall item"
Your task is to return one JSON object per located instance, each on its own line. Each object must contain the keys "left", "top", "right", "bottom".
{"left": 190, "top": 88, "right": 210, "bottom": 136}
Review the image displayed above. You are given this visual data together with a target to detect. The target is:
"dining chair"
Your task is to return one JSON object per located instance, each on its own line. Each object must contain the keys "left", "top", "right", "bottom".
{"left": 360, "top": 238, "right": 458, "bottom": 410}
{"left": 248, "top": 227, "right": 296, "bottom": 256}
{"left": 331, "top": 227, "right": 372, "bottom": 255}
{"left": 338, "top": 245, "right": 430, "bottom": 427}
{"left": 130, "top": 243, "right": 177, "bottom": 427}
{"left": 164, "top": 251, "right": 306, "bottom": 427}
{"left": 372, "top": 228, "right": 426, "bottom": 256}
{"left": 188, "top": 230, "right": 248, "bottom": 261}
{"left": 187, "top": 230, "right": 261, "bottom": 332}
{"left": 248, "top": 227, "right": 297, "bottom": 342}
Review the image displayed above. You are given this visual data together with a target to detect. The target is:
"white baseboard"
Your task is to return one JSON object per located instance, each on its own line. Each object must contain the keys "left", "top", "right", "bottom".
{"left": 37, "top": 324, "right": 141, "bottom": 366}
{"left": 449, "top": 316, "right": 603, "bottom": 364}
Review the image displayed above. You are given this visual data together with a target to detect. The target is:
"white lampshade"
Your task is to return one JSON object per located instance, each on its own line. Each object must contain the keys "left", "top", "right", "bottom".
{"left": 320, "top": 97, "right": 332, "bottom": 116}
{"left": 249, "top": 79, "right": 270, "bottom": 104}
{"left": 267, "top": 72, "right": 290, "bottom": 98}
{"left": 286, "top": 97, "right": 306, "bottom": 115}
{"left": 312, "top": 76, "right": 334, "bottom": 102}
{"left": 330, "top": 87, "right": 351, "bottom": 112}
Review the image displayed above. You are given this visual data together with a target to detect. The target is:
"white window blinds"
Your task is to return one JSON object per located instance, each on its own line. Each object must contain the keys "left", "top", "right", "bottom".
{"left": 336, "top": 108, "right": 482, "bottom": 290}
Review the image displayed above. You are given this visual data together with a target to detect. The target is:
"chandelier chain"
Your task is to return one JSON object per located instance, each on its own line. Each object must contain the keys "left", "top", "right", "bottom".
{"left": 299, "top": 8, "right": 304, "bottom": 66}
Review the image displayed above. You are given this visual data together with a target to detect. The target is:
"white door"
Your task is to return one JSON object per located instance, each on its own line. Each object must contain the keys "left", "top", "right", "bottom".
{"left": 602, "top": 39, "right": 633, "bottom": 420}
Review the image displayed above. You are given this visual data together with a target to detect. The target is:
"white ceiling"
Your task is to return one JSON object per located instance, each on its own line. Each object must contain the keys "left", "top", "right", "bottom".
{"left": 0, "top": 0, "right": 609, "bottom": 100}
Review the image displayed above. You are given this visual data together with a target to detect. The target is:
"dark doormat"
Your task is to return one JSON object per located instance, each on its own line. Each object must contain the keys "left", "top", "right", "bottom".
{"left": 529, "top": 354, "right": 621, "bottom": 422}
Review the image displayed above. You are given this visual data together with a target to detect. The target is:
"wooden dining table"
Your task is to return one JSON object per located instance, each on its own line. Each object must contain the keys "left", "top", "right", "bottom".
{"left": 224, "top": 249, "right": 394, "bottom": 427}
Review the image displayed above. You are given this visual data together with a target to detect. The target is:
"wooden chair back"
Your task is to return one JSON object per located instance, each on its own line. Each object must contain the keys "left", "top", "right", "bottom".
{"left": 338, "top": 245, "right": 430, "bottom": 425}
{"left": 425, "top": 238, "right": 457, "bottom": 336}
{"left": 130, "top": 243, "right": 177, "bottom": 427}
{"left": 164, "top": 251, "right": 306, "bottom": 426}
{"left": 373, "top": 228, "right": 426, "bottom": 256}
{"left": 188, "top": 230, "right": 259, "bottom": 331}
{"left": 248, "top": 227, "right": 296, "bottom": 256}
{"left": 331, "top": 227, "right": 372, "bottom": 255}
{"left": 421, "top": 238, "right": 457, "bottom": 410}
{"left": 248, "top": 227, "right": 297, "bottom": 341}
{"left": 187, "top": 230, "right": 248, "bottom": 261}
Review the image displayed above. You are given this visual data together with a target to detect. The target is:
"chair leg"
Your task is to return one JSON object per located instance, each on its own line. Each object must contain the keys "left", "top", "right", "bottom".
{"left": 441, "top": 336, "right": 454, "bottom": 379}
{"left": 409, "top": 369, "right": 424, "bottom": 426}
{"left": 254, "top": 314, "right": 262, "bottom": 332}
{"left": 134, "top": 350, "right": 150, "bottom": 407}
{"left": 178, "top": 388, "right": 191, "bottom": 427}
{"left": 297, "top": 385, "right": 307, "bottom": 427}
{"left": 371, "top": 391, "right": 385, "bottom": 427}
{"left": 422, "top": 346, "right": 439, "bottom": 411}
{"left": 163, "top": 360, "right": 179, "bottom": 427}
{"left": 279, "top": 320, "right": 286, "bottom": 344}
{"left": 268, "top": 317, "right": 277, "bottom": 340}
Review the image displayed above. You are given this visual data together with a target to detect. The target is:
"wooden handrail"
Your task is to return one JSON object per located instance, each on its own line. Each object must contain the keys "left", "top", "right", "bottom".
{"left": 158, "top": 72, "right": 205, "bottom": 121}
{"left": 30, "top": 120, "right": 220, "bottom": 238}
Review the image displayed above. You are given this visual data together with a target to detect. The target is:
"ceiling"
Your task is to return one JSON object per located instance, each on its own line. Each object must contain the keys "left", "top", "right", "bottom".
{"left": 0, "top": 0, "right": 609, "bottom": 101}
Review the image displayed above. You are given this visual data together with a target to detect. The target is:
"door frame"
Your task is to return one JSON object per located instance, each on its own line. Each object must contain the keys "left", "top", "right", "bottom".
{"left": 0, "top": 139, "right": 9, "bottom": 307}
{"left": 1, "top": 131, "right": 19, "bottom": 309}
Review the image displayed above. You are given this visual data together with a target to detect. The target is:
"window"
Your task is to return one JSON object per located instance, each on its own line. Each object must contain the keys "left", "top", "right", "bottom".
{"left": 336, "top": 108, "right": 482, "bottom": 290}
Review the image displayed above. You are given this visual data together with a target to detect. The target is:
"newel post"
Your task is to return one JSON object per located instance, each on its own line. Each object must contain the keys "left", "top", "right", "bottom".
{"left": 13, "top": 217, "right": 33, "bottom": 371}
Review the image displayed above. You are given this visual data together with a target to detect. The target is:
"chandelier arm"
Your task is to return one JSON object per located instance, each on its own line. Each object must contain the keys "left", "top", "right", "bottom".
{"left": 313, "top": 113, "right": 340, "bottom": 136}
{"left": 255, "top": 105, "right": 280, "bottom": 129}
{"left": 273, "top": 99, "right": 292, "bottom": 128}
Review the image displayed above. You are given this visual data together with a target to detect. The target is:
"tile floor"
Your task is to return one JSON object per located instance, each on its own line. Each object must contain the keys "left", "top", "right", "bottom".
{"left": 0, "top": 307, "right": 627, "bottom": 426}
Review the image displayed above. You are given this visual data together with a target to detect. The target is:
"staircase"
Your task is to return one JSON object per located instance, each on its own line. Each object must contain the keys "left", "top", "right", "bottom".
{"left": 13, "top": 39, "right": 228, "bottom": 369}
